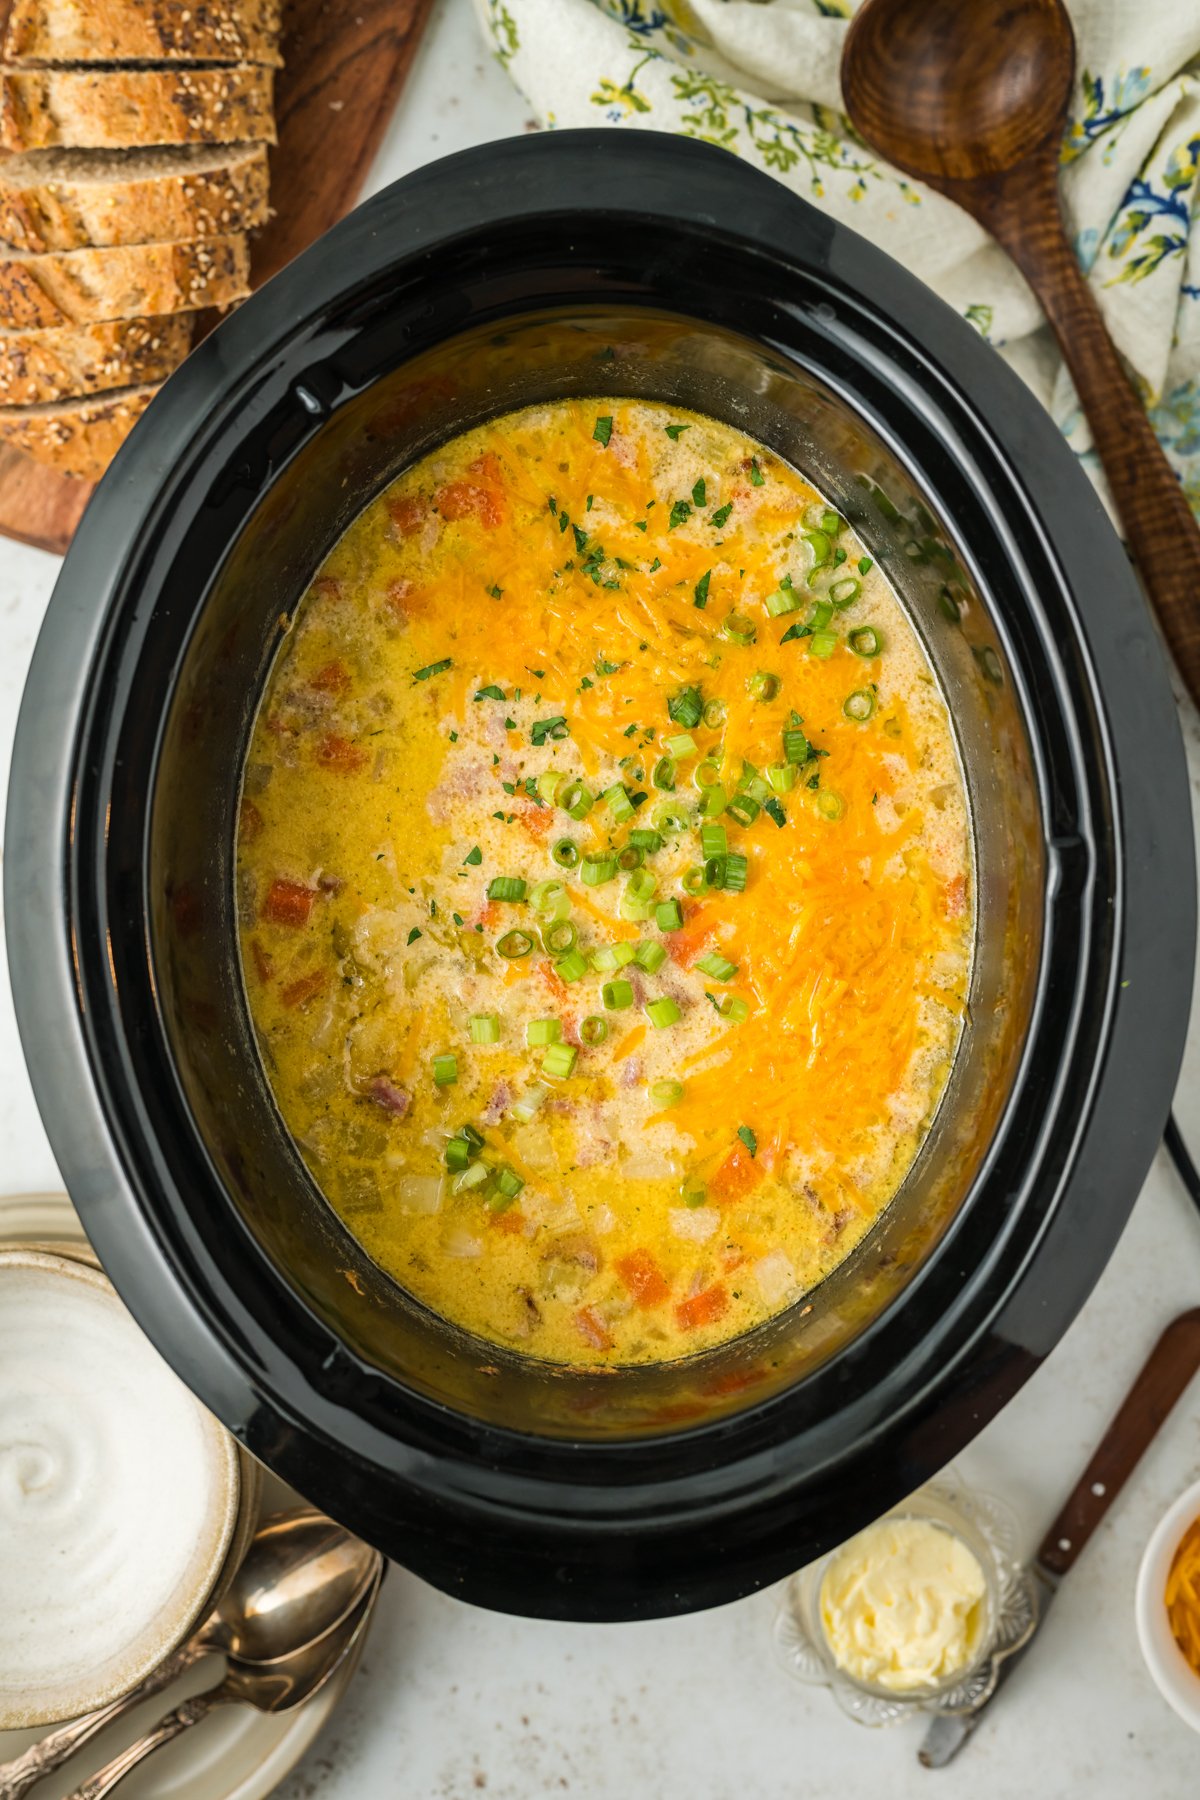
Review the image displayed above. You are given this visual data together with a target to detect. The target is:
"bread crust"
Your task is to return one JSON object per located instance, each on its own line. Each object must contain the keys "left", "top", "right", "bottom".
{"left": 0, "top": 65, "right": 276, "bottom": 152}
{"left": 2, "top": 0, "right": 282, "bottom": 66}
{"left": 0, "top": 313, "right": 193, "bottom": 402}
{"left": 0, "top": 145, "right": 271, "bottom": 251}
{"left": 0, "top": 233, "right": 250, "bottom": 326}
{"left": 0, "top": 381, "right": 158, "bottom": 479}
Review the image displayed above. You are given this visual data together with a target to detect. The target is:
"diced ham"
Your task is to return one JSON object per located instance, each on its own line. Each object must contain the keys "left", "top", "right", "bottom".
{"left": 369, "top": 1077, "right": 411, "bottom": 1117}
{"left": 387, "top": 494, "right": 427, "bottom": 537}
{"left": 315, "top": 733, "right": 367, "bottom": 774}
{"left": 262, "top": 879, "right": 317, "bottom": 928}
{"left": 281, "top": 970, "right": 326, "bottom": 1009}
{"left": 574, "top": 1306, "right": 614, "bottom": 1352}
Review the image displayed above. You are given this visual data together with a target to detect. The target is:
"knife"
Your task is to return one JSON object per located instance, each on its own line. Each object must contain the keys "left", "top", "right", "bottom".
{"left": 919, "top": 1307, "right": 1200, "bottom": 1768}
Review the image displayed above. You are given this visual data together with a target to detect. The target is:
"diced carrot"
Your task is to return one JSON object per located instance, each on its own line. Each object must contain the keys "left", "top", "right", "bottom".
{"left": 574, "top": 1306, "right": 614, "bottom": 1352}
{"left": 281, "top": 970, "right": 326, "bottom": 1009}
{"left": 519, "top": 803, "right": 555, "bottom": 837}
{"left": 315, "top": 733, "right": 367, "bottom": 774}
{"left": 478, "top": 900, "right": 502, "bottom": 930}
{"left": 675, "top": 1283, "right": 729, "bottom": 1332}
{"left": 262, "top": 878, "right": 317, "bottom": 928}
{"left": 249, "top": 938, "right": 273, "bottom": 984}
{"left": 709, "top": 1143, "right": 763, "bottom": 1205}
{"left": 238, "top": 797, "right": 263, "bottom": 842}
{"left": 616, "top": 1249, "right": 670, "bottom": 1309}
{"left": 435, "top": 474, "right": 505, "bottom": 528}
{"left": 387, "top": 494, "right": 427, "bottom": 536}
{"left": 310, "top": 660, "right": 351, "bottom": 697}
{"left": 490, "top": 1209, "right": 525, "bottom": 1236}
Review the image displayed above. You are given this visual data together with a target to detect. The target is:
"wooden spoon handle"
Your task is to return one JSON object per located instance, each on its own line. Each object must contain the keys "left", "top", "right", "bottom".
{"left": 974, "top": 159, "right": 1200, "bottom": 706}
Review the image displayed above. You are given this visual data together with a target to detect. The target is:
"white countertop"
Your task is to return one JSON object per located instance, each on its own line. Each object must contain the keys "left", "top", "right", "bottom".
{"left": 1, "top": 3, "right": 1199, "bottom": 1794}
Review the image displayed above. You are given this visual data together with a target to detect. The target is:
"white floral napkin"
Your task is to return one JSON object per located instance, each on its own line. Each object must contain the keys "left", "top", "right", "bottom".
{"left": 474, "top": 0, "right": 1200, "bottom": 524}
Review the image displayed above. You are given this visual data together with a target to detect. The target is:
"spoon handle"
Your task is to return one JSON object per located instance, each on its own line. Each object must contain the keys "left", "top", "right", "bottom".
{"left": 976, "top": 158, "right": 1200, "bottom": 706}
{"left": 0, "top": 1645, "right": 202, "bottom": 1800}
{"left": 61, "top": 1685, "right": 234, "bottom": 1800}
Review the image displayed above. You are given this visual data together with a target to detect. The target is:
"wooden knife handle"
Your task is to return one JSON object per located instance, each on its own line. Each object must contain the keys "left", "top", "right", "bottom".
{"left": 1037, "top": 1308, "right": 1200, "bottom": 1578}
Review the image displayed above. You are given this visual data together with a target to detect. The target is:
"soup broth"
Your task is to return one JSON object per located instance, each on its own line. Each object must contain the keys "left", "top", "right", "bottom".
{"left": 236, "top": 400, "right": 972, "bottom": 1365}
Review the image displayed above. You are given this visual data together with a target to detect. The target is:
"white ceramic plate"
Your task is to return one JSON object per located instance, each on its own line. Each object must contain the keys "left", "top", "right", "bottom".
{"left": 0, "top": 1191, "right": 369, "bottom": 1800}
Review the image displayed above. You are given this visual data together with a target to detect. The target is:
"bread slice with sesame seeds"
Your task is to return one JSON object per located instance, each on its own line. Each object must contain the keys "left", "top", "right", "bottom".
{"left": 3, "top": 0, "right": 282, "bottom": 66}
{"left": 0, "top": 233, "right": 250, "bottom": 327}
{"left": 0, "top": 380, "right": 158, "bottom": 478}
{"left": 0, "top": 313, "right": 193, "bottom": 404}
{"left": 0, "top": 144, "right": 270, "bottom": 252}
{"left": 0, "top": 64, "right": 276, "bottom": 153}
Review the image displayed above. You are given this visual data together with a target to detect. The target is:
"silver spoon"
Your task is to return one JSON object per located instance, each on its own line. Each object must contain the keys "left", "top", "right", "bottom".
{"left": 0, "top": 1507, "right": 380, "bottom": 1800}
{"left": 62, "top": 1568, "right": 383, "bottom": 1800}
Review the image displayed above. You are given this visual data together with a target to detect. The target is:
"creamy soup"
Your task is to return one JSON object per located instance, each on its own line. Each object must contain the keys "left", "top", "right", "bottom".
{"left": 237, "top": 400, "right": 972, "bottom": 1366}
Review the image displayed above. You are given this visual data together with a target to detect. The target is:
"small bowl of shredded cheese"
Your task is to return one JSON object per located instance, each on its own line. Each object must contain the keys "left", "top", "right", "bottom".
{"left": 773, "top": 1472, "right": 1036, "bottom": 1727}
{"left": 1137, "top": 1477, "right": 1200, "bottom": 1734}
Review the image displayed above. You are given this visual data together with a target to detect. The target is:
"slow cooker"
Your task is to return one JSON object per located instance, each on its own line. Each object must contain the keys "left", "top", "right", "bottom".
{"left": 6, "top": 132, "right": 1194, "bottom": 1620}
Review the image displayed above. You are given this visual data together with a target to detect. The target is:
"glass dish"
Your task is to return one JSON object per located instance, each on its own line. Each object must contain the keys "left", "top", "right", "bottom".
{"left": 773, "top": 1470, "right": 1037, "bottom": 1727}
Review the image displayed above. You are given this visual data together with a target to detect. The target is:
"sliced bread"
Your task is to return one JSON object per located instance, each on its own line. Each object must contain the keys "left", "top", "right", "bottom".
{"left": 0, "top": 65, "right": 276, "bottom": 153}
{"left": 3, "top": 0, "right": 282, "bottom": 66}
{"left": 0, "top": 234, "right": 250, "bottom": 328}
{"left": 0, "top": 382, "right": 158, "bottom": 480}
{"left": 0, "top": 313, "right": 193, "bottom": 404}
{"left": 0, "top": 144, "right": 271, "bottom": 252}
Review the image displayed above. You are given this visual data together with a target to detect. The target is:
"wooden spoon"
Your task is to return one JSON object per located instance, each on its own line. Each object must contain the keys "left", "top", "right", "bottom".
{"left": 842, "top": 0, "right": 1200, "bottom": 706}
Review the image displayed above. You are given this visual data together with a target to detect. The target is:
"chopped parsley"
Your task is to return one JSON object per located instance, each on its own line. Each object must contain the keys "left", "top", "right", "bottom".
{"left": 668, "top": 500, "right": 691, "bottom": 530}
{"left": 463, "top": 846, "right": 482, "bottom": 865}
{"left": 737, "top": 1124, "right": 758, "bottom": 1159}
{"left": 859, "top": 556, "right": 873, "bottom": 574}
{"left": 487, "top": 583, "right": 503, "bottom": 599}
{"left": 474, "top": 684, "right": 505, "bottom": 702}
{"left": 691, "top": 478, "right": 706, "bottom": 508}
{"left": 593, "top": 415, "right": 613, "bottom": 447}
{"left": 710, "top": 502, "right": 733, "bottom": 530}
{"left": 531, "top": 715, "right": 569, "bottom": 746}
{"left": 749, "top": 458, "right": 765, "bottom": 487}
{"left": 779, "top": 621, "right": 812, "bottom": 644}
{"left": 763, "top": 796, "right": 787, "bottom": 828}
{"left": 693, "top": 569, "right": 711, "bottom": 609}
{"left": 572, "top": 524, "right": 589, "bottom": 554}
{"left": 596, "top": 657, "right": 620, "bottom": 676}
{"left": 452, "top": 912, "right": 464, "bottom": 926}
{"left": 406, "top": 927, "right": 422, "bottom": 945}
{"left": 649, "top": 556, "right": 662, "bottom": 572}
{"left": 665, "top": 423, "right": 690, "bottom": 441}
{"left": 413, "top": 658, "right": 452, "bottom": 681}
{"left": 586, "top": 494, "right": 594, "bottom": 512}
{"left": 634, "top": 519, "right": 648, "bottom": 532}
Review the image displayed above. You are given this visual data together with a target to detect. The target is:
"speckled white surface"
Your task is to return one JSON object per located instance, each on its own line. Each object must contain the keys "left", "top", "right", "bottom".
{"left": 0, "top": 2, "right": 1198, "bottom": 1794}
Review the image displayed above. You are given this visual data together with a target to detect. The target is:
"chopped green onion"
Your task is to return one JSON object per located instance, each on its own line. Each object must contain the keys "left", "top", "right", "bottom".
{"left": 509, "top": 1083, "right": 550, "bottom": 1123}
{"left": 681, "top": 1178, "right": 708, "bottom": 1208}
{"left": 683, "top": 865, "right": 707, "bottom": 895}
{"left": 664, "top": 733, "right": 697, "bottom": 759}
{"left": 802, "top": 529, "right": 831, "bottom": 568}
{"left": 849, "top": 626, "right": 883, "bottom": 658}
{"left": 469, "top": 1014, "right": 500, "bottom": 1044}
{"left": 704, "top": 856, "right": 725, "bottom": 889}
{"left": 529, "top": 879, "right": 569, "bottom": 919}
{"left": 816, "top": 790, "right": 846, "bottom": 821}
{"left": 695, "top": 951, "right": 737, "bottom": 981}
{"left": 602, "top": 979, "right": 634, "bottom": 1010}
{"left": 629, "top": 828, "right": 663, "bottom": 853}
{"left": 650, "top": 1079, "right": 685, "bottom": 1108}
{"left": 809, "top": 630, "right": 838, "bottom": 659}
{"left": 844, "top": 689, "right": 875, "bottom": 722}
{"left": 581, "top": 854, "right": 618, "bottom": 887}
{"left": 693, "top": 758, "right": 722, "bottom": 791}
{"left": 830, "top": 576, "right": 861, "bottom": 607}
{"left": 646, "top": 996, "right": 682, "bottom": 1029}
{"left": 559, "top": 779, "right": 593, "bottom": 820}
{"left": 721, "top": 853, "right": 748, "bottom": 892}
{"left": 722, "top": 612, "right": 757, "bottom": 646}
{"left": 625, "top": 869, "right": 657, "bottom": 903}
{"left": 555, "top": 948, "right": 588, "bottom": 982}
{"left": 726, "top": 793, "right": 760, "bottom": 827}
{"left": 702, "top": 698, "right": 726, "bottom": 729}
{"left": 620, "top": 892, "right": 653, "bottom": 923}
{"left": 496, "top": 929, "right": 535, "bottom": 959}
{"left": 719, "top": 995, "right": 750, "bottom": 1022}
{"left": 783, "top": 727, "right": 810, "bottom": 765}
{"left": 668, "top": 686, "right": 703, "bottom": 729}
{"left": 700, "top": 823, "right": 727, "bottom": 861}
{"left": 652, "top": 755, "right": 676, "bottom": 791}
{"left": 700, "top": 783, "right": 728, "bottom": 817}
{"left": 526, "top": 1018, "right": 562, "bottom": 1046}
{"left": 580, "top": 1015, "right": 608, "bottom": 1045}
{"left": 602, "top": 783, "right": 634, "bottom": 823}
{"left": 455, "top": 1160, "right": 490, "bottom": 1191}
{"left": 656, "top": 898, "right": 684, "bottom": 931}
{"left": 537, "top": 769, "right": 565, "bottom": 802}
{"left": 551, "top": 838, "right": 580, "bottom": 869}
{"left": 767, "top": 763, "right": 797, "bottom": 793}
{"left": 542, "top": 918, "right": 578, "bottom": 955}
{"left": 432, "top": 1053, "right": 458, "bottom": 1085}
{"left": 765, "top": 585, "right": 802, "bottom": 617}
{"left": 542, "top": 1042, "right": 578, "bottom": 1078}
{"left": 635, "top": 940, "right": 667, "bottom": 973}
{"left": 748, "top": 670, "right": 779, "bottom": 700}
{"left": 653, "top": 802, "right": 689, "bottom": 834}
{"left": 487, "top": 876, "right": 527, "bottom": 902}
{"left": 617, "top": 844, "right": 644, "bottom": 871}
{"left": 810, "top": 600, "right": 834, "bottom": 631}
{"left": 493, "top": 1165, "right": 525, "bottom": 1201}
{"left": 591, "top": 940, "right": 636, "bottom": 971}
{"left": 445, "top": 1136, "right": 471, "bottom": 1171}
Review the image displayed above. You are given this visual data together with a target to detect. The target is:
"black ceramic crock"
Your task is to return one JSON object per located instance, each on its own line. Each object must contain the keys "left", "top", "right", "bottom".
{"left": 5, "top": 132, "right": 1195, "bottom": 1620}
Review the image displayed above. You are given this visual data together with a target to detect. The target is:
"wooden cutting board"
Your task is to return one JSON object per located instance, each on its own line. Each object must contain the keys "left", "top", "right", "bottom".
{"left": 0, "top": 0, "right": 438, "bottom": 556}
